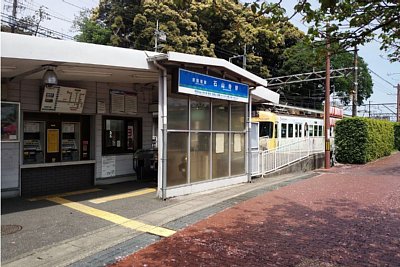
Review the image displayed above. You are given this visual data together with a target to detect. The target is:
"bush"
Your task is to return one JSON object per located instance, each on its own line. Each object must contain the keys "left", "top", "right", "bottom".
{"left": 395, "top": 123, "right": 400, "bottom": 151}
{"left": 335, "top": 117, "right": 395, "bottom": 164}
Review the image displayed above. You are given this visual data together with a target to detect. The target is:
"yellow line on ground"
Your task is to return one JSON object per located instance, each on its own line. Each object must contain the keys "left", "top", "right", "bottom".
{"left": 28, "top": 188, "right": 102, "bottom": 201}
{"left": 47, "top": 197, "right": 176, "bottom": 237}
{"left": 89, "top": 188, "right": 156, "bottom": 204}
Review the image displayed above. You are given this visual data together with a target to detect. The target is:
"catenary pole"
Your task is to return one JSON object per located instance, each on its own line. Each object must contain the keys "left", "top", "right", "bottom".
{"left": 324, "top": 27, "right": 331, "bottom": 169}
{"left": 352, "top": 45, "right": 358, "bottom": 117}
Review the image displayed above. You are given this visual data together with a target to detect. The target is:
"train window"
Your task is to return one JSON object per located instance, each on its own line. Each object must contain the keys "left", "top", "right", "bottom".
{"left": 299, "top": 124, "right": 302, "bottom": 137}
{"left": 274, "top": 124, "right": 277, "bottom": 138}
{"left": 288, "top": 124, "right": 293, "bottom": 138}
{"left": 309, "top": 125, "right": 313, "bottom": 137}
{"left": 281, "top": 123, "right": 287, "bottom": 138}
{"left": 259, "top": 122, "right": 273, "bottom": 138}
{"left": 314, "top": 125, "right": 319, "bottom": 136}
{"left": 319, "top": 125, "right": 323, "bottom": 136}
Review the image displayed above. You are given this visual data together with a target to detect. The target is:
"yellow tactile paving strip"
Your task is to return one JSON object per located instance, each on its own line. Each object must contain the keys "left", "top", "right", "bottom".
{"left": 28, "top": 188, "right": 102, "bottom": 201}
{"left": 89, "top": 188, "right": 156, "bottom": 204}
{"left": 47, "top": 196, "right": 176, "bottom": 237}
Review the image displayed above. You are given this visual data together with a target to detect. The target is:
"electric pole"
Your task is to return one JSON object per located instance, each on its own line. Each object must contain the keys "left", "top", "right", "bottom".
{"left": 243, "top": 44, "right": 247, "bottom": 70}
{"left": 11, "top": 0, "right": 18, "bottom": 33}
{"left": 352, "top": 45, "right": 358, "bottom": 117}
{"left": 324, "top": 28, "right": 331, "bottom": 169}
{"left": 397, "top": 84, "right": 400, "bottom": 122}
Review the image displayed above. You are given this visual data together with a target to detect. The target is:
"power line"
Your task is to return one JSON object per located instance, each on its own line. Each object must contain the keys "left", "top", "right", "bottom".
{"left": 368, "top": 67, "right": 396, "bottom": 88}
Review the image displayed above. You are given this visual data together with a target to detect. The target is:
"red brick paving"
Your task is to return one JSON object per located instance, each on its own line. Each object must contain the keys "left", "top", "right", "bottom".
{"left": 111, "top": 153, "right": 400, "bottom": 267}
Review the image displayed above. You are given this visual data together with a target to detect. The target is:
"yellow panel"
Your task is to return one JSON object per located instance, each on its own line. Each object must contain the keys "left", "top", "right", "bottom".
{"left": 89, "top": 188, "right": 156, "bottom": 204}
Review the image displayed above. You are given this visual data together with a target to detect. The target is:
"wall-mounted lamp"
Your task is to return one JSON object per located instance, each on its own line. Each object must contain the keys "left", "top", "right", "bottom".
{"left": 42, "top": 65, "right": 58, "bottom": 86}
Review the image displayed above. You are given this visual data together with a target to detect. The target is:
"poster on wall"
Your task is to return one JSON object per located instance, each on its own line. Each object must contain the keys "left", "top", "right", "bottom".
{"left": 102, "top": 156, "right": 116, "bottom": 177}
{"left": 127, "top": 125, "right": 134, "bottom": 150}
{"left": 41, "top": 86, "right": 86, "bottom": 114}
{"left": 47, "top": 129, "right": 59, "bottom": 153}
{"left": 234, "top": 133, "right": 242, "bottom": 152}
{"left": 97, "top": 100, "right": 106, "bottom": 114}
{"left": 215, "top": 133, "right": 225, "bottom": 154}
{"left": 110, "top": 90, "right": 137, "bottom": 114}
{"left": 1, "top": 102, "right": 19, "bottom": 141}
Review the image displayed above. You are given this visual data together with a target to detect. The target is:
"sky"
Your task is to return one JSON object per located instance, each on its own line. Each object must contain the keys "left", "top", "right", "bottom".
{"left": 2, "top": 0, "right": 399, "bottom": 118}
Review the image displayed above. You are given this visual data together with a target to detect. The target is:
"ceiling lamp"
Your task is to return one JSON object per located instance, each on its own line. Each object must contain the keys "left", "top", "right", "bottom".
{"left": 42, "top": 65, "right": 58, "bottom": 86}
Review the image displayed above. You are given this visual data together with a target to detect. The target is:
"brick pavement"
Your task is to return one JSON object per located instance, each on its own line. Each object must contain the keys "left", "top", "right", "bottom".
{"left": 111, "top": 152, "right": 400, "bottom": 267}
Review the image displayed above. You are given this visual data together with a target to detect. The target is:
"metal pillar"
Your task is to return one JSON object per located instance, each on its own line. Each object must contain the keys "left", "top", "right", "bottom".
{"left": 352, "top": 45, "right": 358, "bottom": 117}
{"left": 324, "top": 32, "right": 331, "bottom": 169}
{"left": 153, "top": 61, "right": 168, "bottom": 200}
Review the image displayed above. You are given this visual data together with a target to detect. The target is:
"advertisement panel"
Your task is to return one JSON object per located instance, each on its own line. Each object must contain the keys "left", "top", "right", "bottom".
{"left": 178, "top": 69, "right": 249, "bottom": 103}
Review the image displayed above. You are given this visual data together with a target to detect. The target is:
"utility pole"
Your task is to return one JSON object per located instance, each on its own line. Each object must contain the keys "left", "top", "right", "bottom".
{"left": 324, "top": 27, "right": 331, "bottom": 169}
{"left": 243, "top": 44, "right": 247, "bottom": 70}
{"left": 154, "top": 20, "right": 159, "bottom": 52}
{"left": 369, "top": 101, "right": 371, "bottom": 118}
{"left": 352, "top": 45, "right": 358, "bottom": 117}
{"left": 397, "top": 84, "right": 400, "bottom": 122}
{"left": 11, "top": 0, "right": 18, "bottom": 33}
{"left": 229, "top": 44, "right": 247, "bottom": 70}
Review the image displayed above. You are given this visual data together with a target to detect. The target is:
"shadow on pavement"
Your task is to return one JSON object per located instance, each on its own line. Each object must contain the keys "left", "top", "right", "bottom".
{"left": 1, "top": 180, "right": 158, "bottom": 215}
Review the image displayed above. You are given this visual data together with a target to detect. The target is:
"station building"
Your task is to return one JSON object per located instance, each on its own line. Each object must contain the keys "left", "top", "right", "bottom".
{"left": 1, "top": 32, "right": 279, "bottom": 199}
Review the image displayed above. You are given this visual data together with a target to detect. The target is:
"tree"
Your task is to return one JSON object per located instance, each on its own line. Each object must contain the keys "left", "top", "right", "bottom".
{"left": 75, "top": 0, "right": 304, "bottom": 78}
{"left": 251, "top": 0, "right": 400, "bottom": 62}
{"left": 73, "top": 11, "right": 112, "bottom": 45}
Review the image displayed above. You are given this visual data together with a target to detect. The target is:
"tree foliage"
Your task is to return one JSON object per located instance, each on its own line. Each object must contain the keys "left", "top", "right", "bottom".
{"left": 251, "top": 0, "right": 400, "bottom": 62}
{"left": 75, "top": 0, "right": 303, "bottom": 78}
{"left": 74, "top": 0, "right": 374, "bottom": 109}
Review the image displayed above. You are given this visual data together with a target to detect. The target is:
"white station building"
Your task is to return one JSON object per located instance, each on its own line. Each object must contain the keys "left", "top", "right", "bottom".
{"left": 1, "top": 32, "right": 279, "bottom": 199}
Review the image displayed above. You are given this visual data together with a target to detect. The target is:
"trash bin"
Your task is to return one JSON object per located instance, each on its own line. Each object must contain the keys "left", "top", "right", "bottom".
{"left": 133, "top": 149, "right": 158, "bottom": 180}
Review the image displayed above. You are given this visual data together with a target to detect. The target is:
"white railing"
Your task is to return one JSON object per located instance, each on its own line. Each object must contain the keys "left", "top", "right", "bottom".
{"left": 251, "top": 137, "right": 325, "bottom": 176}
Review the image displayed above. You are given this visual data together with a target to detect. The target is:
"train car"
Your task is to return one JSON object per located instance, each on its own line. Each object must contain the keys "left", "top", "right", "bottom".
{"left": 252, "top": 104, "right": 342, "bottom": 151}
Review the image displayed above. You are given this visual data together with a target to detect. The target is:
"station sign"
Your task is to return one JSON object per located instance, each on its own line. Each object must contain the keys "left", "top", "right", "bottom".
{"left": 178, "top": 69, "right": 249, "bottom": 103}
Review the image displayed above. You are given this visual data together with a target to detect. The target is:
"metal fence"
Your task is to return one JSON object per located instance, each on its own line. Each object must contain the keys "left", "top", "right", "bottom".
{"left": 251, "top": 137, "right": 325, "bottom": 176}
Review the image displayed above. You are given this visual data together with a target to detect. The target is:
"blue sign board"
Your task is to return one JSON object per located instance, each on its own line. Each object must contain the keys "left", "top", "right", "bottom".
{"left": 178, "top": 69, "right": 249, "bottom": 103}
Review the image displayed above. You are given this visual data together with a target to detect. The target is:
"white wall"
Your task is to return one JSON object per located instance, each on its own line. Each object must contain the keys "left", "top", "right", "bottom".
{"left": 1, "top": 79, "right": 156, "bottom": 193}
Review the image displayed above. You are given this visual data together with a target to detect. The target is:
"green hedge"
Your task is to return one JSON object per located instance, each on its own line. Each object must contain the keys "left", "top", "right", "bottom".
{"left": 335, "top": 117, "right": 395, "bottom": 164}
{"left": 395, "top": 123, "right": 400, "bottom": 151}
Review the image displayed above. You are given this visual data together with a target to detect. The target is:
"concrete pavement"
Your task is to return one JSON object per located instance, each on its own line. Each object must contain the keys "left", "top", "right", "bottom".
{"left": 1, "top": 170, "right": 317, "bottom": 267}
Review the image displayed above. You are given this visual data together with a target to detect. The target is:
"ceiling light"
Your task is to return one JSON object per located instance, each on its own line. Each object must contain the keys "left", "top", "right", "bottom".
{"left": 42, "top": 65, "right": 58, "bottom": 86}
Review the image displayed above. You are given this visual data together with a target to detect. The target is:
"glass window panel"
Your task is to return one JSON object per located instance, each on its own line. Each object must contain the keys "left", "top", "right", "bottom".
{"left": 259, "top": 122, "right": 273, "bottom": 138}
{"left": 190, "top": 133, "right": 210, "bottom": 182}
{"left": 167, "top": 132, "right": 188, "bottom": 186}
{"left": 231, "top": 133, "right": 245, "bottom": 176}
{"left": 168, "top": 97, "right": 188, "bottom": 130}
{"left": 319, "top": 125, "right": 323, "bottom": 136}
{"left": 299, "top": 124, "right": 302, "bottom": 137}
{"left": 309, "top": 125, "right": 314, "bottom": 136}
{"left": 281, "top": 123, "right": 287, "bottom": 138}
{"left": 314, "top": 125, "right": 319, "bottom": 136}
{"left": 212, "top": 100, "right": 229, "bottom": 131}
{"left": 190, "top": 98, "right": 210, "bottom": 130}
{"left": 231, "top": 102, "right": 245, "bottom": 131}
{"left": 105, "top": 119, "right": 124, "bottom": 148}
{"left": 212, "top": 133, "right": 229, "bottom": 178}
{"left": 288, "top": 124, "right": 294, "bottom": 138}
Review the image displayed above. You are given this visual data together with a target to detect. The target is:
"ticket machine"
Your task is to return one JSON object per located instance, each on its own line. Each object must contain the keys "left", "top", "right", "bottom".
{"left": 23, "top": 121, "right": 45, "bottom": 164}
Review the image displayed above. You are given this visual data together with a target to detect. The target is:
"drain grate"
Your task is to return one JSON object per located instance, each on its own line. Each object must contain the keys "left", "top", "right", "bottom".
{"left": 1, "top": 224, "right": 23, "bottom": 235}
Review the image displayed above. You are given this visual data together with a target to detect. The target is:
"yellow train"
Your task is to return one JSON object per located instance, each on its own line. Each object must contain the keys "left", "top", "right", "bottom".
{"left": 252, "top": 108, "right": 341, "bottom": 151}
